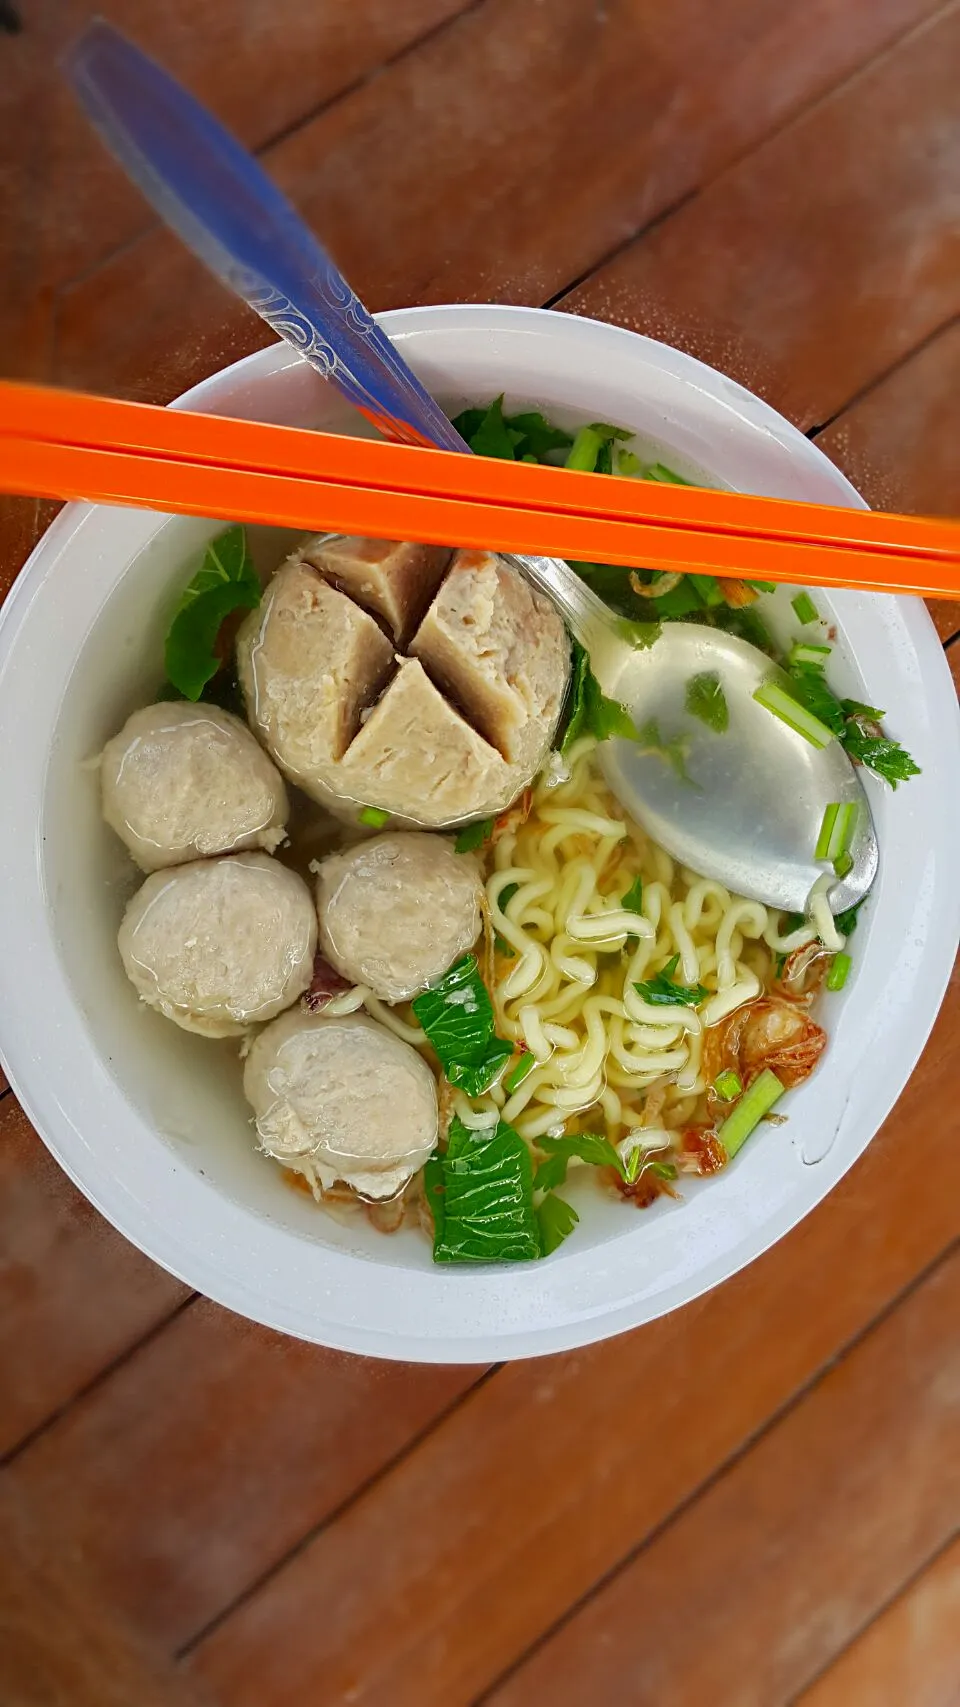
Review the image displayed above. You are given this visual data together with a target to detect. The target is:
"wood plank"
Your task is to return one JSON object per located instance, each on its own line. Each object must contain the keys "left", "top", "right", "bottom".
{"left": 52, "top": 0, "right": 943, "bottom": 401}
{"left": 9, "top": 1297, "right": 486, "bottom": 1646}
{"left": 0, "top": 0, "right": 472, "bottom": 346}
{"left": 0, "top": 1097, "right": 188, "bottom": 1458}
{"left": 563, "top": 5, "right": 960, "bottom": 434}
{"left": 488, "top": 1254, "right": 960, "bottom": 1707}
{"left": 185, "top": 971, "right": 960, "bottom": 1705}
{"left": 793, "top": 1536, "right": 960, "bottom": 1707}
{"left": 0, "top": 1476, "right": 215, "bottom": 1707}
{"left": 815, "top": 319, "right": 960, "bottom": 639}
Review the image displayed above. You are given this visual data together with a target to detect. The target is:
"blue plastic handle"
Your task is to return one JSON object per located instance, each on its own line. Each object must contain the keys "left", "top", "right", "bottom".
{"left": 65, "top": 20, "right": 468, "bottom": 453}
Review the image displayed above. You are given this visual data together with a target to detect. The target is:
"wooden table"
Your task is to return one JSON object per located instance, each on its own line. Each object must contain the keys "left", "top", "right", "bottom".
{"left": 2, "top": 5, "right": 959, "bottom": 1702}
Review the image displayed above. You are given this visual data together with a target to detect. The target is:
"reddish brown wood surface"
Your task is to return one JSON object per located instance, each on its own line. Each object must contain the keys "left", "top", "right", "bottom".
{"left": 794, "top": 1535, "right": 960, "bottom": 1707}
{"left": 1, "top": 6, "right": 959, "bottom": 1705}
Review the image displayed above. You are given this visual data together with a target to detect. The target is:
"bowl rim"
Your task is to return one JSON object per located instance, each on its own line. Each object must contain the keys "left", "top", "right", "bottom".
{"left": 1, "top": 302, "right": 958, "bottom": 1362}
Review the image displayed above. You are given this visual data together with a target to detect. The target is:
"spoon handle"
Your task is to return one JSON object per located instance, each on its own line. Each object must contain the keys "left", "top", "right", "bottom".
{"left": 65, "top": 21, "right": 468, "bottom": 455}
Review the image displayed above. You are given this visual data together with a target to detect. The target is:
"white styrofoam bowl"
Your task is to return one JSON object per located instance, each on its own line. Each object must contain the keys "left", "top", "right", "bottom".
{"left": 1, "top": 305, "right": 957, "bottom": 1362}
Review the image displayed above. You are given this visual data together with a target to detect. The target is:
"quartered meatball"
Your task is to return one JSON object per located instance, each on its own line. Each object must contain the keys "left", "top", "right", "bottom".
{"left": 315, "top": 831, "right": 483, "bottom": 1002}
{"left": 302, "top": 535, "right": 451, "bottom": 644}
{"left": 118, "top": 851, "right": 317, "bottom": 1037}
{"left": 236, "top": 556, "right": 394, "bottom": 803}
{"left": 244, "top": 1008, "right": 439, "bottom": 1200}
{"left": 101, "top": 700, "right": 288, "bottom": 872}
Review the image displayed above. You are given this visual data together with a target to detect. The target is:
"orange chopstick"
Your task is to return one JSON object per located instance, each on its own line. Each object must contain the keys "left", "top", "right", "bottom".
{"left": 2, "top": 379, "right": 960, "bottom": 598}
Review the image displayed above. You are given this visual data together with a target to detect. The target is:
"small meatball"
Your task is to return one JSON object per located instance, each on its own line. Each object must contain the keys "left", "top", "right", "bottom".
{"left": 100, "top": 701, "right": 289, "bottom": 872}
{"left": 244, "top": 1008, "right": 438, "bottom": 1199}
{"left": 410, "top": 549, "right": 569, "bottom": 771}
{"left": 315, "top": 831, "right": 483, "bottom": 1002}
{"left": 118, "top": 852, "right": 317, "bottom": 1037}
{"left": 302, "top": 536, "right": 451, "bottom": 644}
{"left": 236, "top": 556, "right": 394, "bottom": 802}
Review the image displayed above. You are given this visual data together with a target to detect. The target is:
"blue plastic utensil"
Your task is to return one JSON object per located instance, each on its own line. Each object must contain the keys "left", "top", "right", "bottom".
{"left": 65, "top": 20, "right": 467, "bottom": 454}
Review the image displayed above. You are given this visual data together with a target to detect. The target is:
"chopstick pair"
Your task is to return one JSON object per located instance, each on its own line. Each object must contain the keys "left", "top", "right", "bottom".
{"left": 2, "top": 379, "right": 960, "bottom": 598}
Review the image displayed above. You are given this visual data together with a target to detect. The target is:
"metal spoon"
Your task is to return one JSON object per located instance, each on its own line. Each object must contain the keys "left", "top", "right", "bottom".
{"left": 65, "top": 20, "right": 876, "bottom": 914}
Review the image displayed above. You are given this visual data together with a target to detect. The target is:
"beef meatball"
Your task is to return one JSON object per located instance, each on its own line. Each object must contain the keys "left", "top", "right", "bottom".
{"left": 101, "top": 701, "right": 288, "bottom": 872}
{"left": 118, "top": 851, "right": 316, "bottom": 1037}
{"left": 243, "top": 1008, "right": 438, "bottom": 1199}
{"left": 315, "top": 831, "right": 483, "bottom": 1003}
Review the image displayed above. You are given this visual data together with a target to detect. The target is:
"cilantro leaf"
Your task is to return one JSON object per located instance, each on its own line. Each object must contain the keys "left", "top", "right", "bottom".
{"left": 634, "top": 953, "right": 708, "bottom": 1008}
{"left": 536, "top": 1193, "right": 579, "bottom": 1256}
{"left": 841, "top": 698, "right": 886, "bottom": 720}
{"left": 685, "top": 670, "right": 729, "bottom": 733}
{"left": 454, "top": 818, "right": 493, "bottom": 853}
{"left": 426, "top": 1116, "right": 540, "bottom": 1263}
{"left": 534, "top": 1131, "right": 624, "bottom": 1192}
{"left": 561, "top": 639, "right": 641, "bottom": 753}
{"left": 411, "top": 955, "right": 512, "bottom": 1096}
{"left": 841, "top": 720, "right": 921, "bottom": 787}
{"left": 622, "top": 876, "right": 644, "bottom": 914}
{"left": 164, "top": 526, "right": 261, "bottom": 701}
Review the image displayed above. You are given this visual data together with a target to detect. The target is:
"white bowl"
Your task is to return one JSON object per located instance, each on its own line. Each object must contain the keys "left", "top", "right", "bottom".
{"left": 1, "top": 306, "right": 958, "bottom": 1363}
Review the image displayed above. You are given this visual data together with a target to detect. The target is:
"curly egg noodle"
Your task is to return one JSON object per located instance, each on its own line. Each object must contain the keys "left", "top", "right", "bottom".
{"left": 476, "top": 737, "right": 816, "bottom": 1152}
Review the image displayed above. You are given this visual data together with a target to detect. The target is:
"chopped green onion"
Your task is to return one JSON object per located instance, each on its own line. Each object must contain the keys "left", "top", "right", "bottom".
{"left": 746, "top": 580, "right": 777, "bottom": 594}
{"left": 615, "top": 448, "right": 642, "bottom": 476}
{"left": 713, "top": 1069, "right": 743, "bottom": 1101}
{"left": 792, "top": 592, "right": 820, "bottom": 625}
{"left": 833, "top": 849, "right": 853, "bottom": 879}
{"left": 789, "top": 641, "right": 832, "bottom": 668}
{"left": 645, "top": 462, "right": 693, "bottom": 485}
{"left": 753, "top": 681, "right": 835, "bottom": 749}
{"left": 505, "top": 1051, "right": 535, "bottom": 1094}
{"left": 565, "top": 426, "right": 606, "bottom": 473}
{"left": 717, "top": 1069, "right": 785, "bottom": 1160}
{"left": 814, "top": 800, "right": 857, "bottom": 864}
{"left": 358, "top": 806, "right": 390, "bottom": 829}
{"left": 827, "top": 952, "right": 852, "bottom": 992}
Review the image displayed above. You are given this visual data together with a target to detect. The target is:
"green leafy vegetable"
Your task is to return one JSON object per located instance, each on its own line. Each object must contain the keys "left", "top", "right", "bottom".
{"left": 561, "top": 639, "right": 641, "bottom": 753}
{"left": 685, "top": 670, "right": 729, "bottom": 733}
{"left": 411, "top": 955, "right": 512, "bottom": 1096}
{"left": 504, "top": 411, "right": 574, "bottom": 460}
{"left": 457, "top": 394, "right": 524, "bottom": 460}
{"left": 688, "top": 573, "right": 725, "bottom": 608}
{"left": 621, "top": 876, "right": 644, "bottom": 914}
{"left": 791, "top": 592, "right": 820, "bottom": 625}
{"left": 454, "top": 818, "right": 493, "bottom": 853}
{"left": 635, "top": 718, "right": 695, "bottom": 785}
{"left": 648, "top": 1160, "right": 679, "bottom": 1181}
{"left": 534, "top": 1131, "right": 624, "bottom": 1192}
{"left": 536, "top": 1193, "right": 579, "bottom": 1256}
{"left": 827, "top": 951, "right": 852, "bottom": 992}
{"left": 841, "top": 720, "right": 921, "bottom": 787}
{"left": 835, "top": 898, "right": 866, "bottom": 937}
{"left": 634, "top": 953, "right": 708, "bottom": 1009}
{"left": 842, "top": 698, "right": 886, "bottom": 720}
{"left": 358, "top": 806, "right": 390, "bottom": 829}
{"left": 782, "top": 664, "right": 846, "bottom": 736}
{"left": 164, "top": 525, "right": 261, "bottom": 701}
{"left": 504, "top": 1051, "right": 535, "bottom": 1094}
{"left": 426, "top": 1117, "right": 540, "bottom": 1263}
{"left": 717, "top": 1068, "right": 785, "bottom": 1160}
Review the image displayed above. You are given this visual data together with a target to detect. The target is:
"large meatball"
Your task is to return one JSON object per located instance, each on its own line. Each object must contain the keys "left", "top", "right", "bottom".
{"left": 315, "top": 831, "right": 483, "bottom": 1003}
{"left": 118, "top": 852, "right": 316, "bottom": 1037}
{"left": 101, "top": 701, "right": 289, "bottom": 872}
{"left": 235, "top": 540, "right": 570, "bottom": 827}
{"left": 243, "top": 1008, "right": 439, "bottom": 1199}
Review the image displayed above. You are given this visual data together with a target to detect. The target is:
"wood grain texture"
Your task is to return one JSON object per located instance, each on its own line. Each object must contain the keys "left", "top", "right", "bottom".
{"left": 51, "top": 0, "right": 944, "bottom": 402}
{"left": 563, "top": 5, "right": 960, "bottom": 432}
{"left": 187, "top": 974, "right": 960, "bottom": 1706}
{"left": 488, "top": 1253, "right": 960, "bottom": 1707}
{"left": 9, "top": 1297, "right": 486, "bottom": 1647}
{"left": 815, "top": 318, "right": 960, "bottom": 638}
{"left": 0, "top": 1097, "right": 188, "bottom": 1459}
{"left": 0, "top": 1477, "right": 215, "bottom": 1707}
{"left": 793, "top": 1535, "right": 960, "bottom": 1707}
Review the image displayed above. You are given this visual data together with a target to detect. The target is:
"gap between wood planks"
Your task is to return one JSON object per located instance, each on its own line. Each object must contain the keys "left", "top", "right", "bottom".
{"left": 473, "top": 1240, "right": 959, "bottom": 1704}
